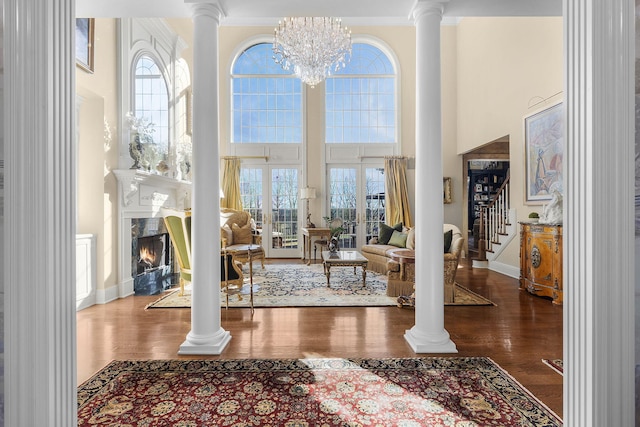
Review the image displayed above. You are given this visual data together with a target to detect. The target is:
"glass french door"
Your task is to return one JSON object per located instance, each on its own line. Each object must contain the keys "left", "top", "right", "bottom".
{"left": 327, "top": 166, "right": 385, "bottom": 249}
{"left": 240, "top": 166, "right": 301, "bottom": 258}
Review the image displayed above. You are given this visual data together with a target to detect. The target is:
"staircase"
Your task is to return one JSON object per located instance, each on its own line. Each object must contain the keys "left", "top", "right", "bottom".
{"left": 473, "top": 173, "right": 518, "bottom": 269}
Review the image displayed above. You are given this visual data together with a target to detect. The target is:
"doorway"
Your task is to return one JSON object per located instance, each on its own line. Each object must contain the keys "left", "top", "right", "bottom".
{"left": 461, "top": 138, "right": 510, "bottom": 259}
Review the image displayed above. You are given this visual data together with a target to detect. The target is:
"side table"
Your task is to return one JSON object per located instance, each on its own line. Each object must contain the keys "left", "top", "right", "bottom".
{"left": 389, "top": 249, "right": 416, "bottom": 306}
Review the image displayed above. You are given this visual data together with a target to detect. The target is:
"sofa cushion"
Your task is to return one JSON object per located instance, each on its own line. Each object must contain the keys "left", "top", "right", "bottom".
{"left": 388, "top": 230, "right": 408, "bottom": 248}
{"left": 406, "top": 227, "right": 415, "bottom": 250}
{"left": 378, "top": 222, "right": 403, "bottom": 244}
{"left": 444, "top": 229, "right": 453, "bottom": 253}
{"left": 361, "top": 244, "right": 397, "bottom": 257}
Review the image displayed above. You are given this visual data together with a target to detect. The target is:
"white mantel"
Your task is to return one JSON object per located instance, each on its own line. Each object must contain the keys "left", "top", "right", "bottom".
{"left": 111, "top": 169, "right": 191, "bottom": 302}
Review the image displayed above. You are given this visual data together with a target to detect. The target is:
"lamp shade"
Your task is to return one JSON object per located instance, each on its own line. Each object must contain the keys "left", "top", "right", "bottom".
{"left": 300, "top": 187, "right": 316, "bottom": 200}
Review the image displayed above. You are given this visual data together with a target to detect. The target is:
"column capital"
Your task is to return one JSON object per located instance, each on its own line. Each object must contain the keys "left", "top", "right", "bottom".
{"left": 187, "top": 0, "right": 225, "bottom": 23}
{"left": 410, "top": 0, "right": 449, "bottom": 23}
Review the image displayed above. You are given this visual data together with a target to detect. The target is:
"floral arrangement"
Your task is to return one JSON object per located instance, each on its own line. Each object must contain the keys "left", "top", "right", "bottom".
{"left": 125, "top": 112, "right": 156, "bottom": 144}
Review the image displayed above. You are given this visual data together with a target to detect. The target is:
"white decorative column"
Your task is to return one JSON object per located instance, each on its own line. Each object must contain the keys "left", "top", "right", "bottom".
{"left": 404, "top": 0, "right": 456, "bottom": 353}
{"left": 564, "top": 0, "right": 635, "bottom": 425}
{"left": 179, "top": 0, "right": 231, "bottom": 354}
{"left": 4, "top": 0, "right": 77, "bottom": 425}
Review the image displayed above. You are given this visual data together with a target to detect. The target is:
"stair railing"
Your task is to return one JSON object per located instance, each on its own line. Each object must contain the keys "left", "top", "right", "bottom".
{"left": 477, "top": 172, "right": 511, "bottom": 262}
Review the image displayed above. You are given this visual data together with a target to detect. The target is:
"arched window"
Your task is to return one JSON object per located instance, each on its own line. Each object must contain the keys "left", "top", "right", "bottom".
{"left": 325, "top": 43, "right": 396, "bottom": 143}
{"left": 231, "top": 43, "right": 303, "bottom": 143}
{"left": 134, "top": 54, "right": 169, "bottom": 165}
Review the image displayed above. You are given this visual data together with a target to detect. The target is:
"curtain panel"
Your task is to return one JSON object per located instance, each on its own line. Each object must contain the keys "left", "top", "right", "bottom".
{"left": 221, "top": 157, "right": 242, "bottom": 211}
{"left": 384, "top": 157, "right": 413, "bottom": 227}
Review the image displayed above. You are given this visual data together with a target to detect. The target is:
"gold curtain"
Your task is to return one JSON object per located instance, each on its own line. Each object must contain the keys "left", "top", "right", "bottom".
{"left": 384, "top": 157, "right": 413, "bottom": 227}
{"left": 221, "top": 157, "right": 242, "bottom": 211}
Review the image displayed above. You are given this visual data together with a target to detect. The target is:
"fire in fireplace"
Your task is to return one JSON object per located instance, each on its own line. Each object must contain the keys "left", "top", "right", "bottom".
{"left": 137, "top": 234, "right": 169, "bottom": 275}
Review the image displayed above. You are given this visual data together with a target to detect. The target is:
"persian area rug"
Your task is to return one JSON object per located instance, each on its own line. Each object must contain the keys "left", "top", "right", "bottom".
{"left": 145, "top": 263, "right": 494, "bottom": 309}
{"left": 78, "top": 357, "right": 562, "bottom": 426}
{"left": 542, "top": 359, "right": 564, "bottom": 376}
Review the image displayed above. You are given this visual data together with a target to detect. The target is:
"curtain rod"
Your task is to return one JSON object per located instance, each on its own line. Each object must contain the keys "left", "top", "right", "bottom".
{"left": 221, "top": 156, "right": 269, "bottom": 161}
{"left": 358, "top": 155, "right": 414, "bottom": 160}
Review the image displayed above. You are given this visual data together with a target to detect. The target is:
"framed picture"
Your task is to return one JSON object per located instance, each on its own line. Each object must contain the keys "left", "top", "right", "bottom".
{"left": 524, "top": 102, "right": 563, "bottom": 203}
{"left": 75, "top": 18, "right": 94, "bottom": 73}
{"left": 443, "top": 177, "right": 452, "bottom": 204}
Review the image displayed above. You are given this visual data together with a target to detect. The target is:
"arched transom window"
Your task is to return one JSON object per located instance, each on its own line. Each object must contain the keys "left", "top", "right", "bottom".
{"left": 134, "top": 54, "right": 169, "bottom": 163}
{"left": 325, "top": 43, "right": 396, "bottom": 143}
{"left": 231, "top": 43, "right": 303, "bottom": 143}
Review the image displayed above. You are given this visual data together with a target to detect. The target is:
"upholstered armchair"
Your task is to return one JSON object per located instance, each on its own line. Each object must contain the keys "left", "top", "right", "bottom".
{"left": 219, "top": 208, "right": 265, "bottom": 269}
{"left": 162, "top": 208, "right": 245, "bottom": 297}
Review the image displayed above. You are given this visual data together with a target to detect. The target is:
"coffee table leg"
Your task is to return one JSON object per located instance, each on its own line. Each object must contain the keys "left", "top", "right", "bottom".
{"left": 362, "top": 265, "right": 366, "bottom": 287}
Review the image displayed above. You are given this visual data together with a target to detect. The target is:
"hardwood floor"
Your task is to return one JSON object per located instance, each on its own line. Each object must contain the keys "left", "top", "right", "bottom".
{"left": 77, "top": 257, "right": 563, "bottom": 418}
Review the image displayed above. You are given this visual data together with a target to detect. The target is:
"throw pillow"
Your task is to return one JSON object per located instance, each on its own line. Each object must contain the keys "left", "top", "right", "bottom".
{"left": 232, "top": 223, "right": 253, "bottom": 244}
{"left": 444, "top": 229, "right": 453, "bottom": 253}
{"left": 378, "top": 222, "right": 403, "bottom": 245}
{"left": 221, "top": 224, "right": 233, "bottom": 246}
{"left": 406, "top": 227, "right": 415, "bottom": 250}
{"left": 388, "top": 230, "right": 408, "bottom": 248}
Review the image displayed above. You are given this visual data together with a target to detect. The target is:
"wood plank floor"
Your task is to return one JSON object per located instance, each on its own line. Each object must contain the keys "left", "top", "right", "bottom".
{"left": 77, "top": 257, "right": 563, "bottom": 418}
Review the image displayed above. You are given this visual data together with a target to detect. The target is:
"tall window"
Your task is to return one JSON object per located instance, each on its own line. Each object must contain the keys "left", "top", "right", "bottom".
{"left": 231, "top": 43, "right": 303, "bottom": 143}
{"left": 134, "top": 54, "right": 169, "bottom": 165}
{"left": 325, "top": 43, "right": 396, "bottom": 143}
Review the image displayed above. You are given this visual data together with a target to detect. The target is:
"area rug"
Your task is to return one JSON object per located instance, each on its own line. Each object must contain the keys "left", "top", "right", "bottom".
{"left": 78, "top": 357, "right": 561, "bottom": 426}
{"left": 145, "top": 263, "right": 494, "bottom": 309}
{"left": 542, "top": 359, "right": 564, "bottom": 375}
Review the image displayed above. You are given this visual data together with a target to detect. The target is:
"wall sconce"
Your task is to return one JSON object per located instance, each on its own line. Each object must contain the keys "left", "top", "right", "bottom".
{"left": 300, "top": 186, "right": 317, "bottom": 228}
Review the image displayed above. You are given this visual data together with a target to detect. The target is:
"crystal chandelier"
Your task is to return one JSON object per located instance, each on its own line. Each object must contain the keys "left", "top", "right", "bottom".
{"left": 273, "top": 17, "right": 352, "bottom": 88}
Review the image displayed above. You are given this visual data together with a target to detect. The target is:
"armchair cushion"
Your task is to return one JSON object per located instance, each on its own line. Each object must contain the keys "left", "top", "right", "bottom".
{"left": 232, "top": 223, "right": 253, "bottom": 244}
{"left": 221, "top": 224, "right": 233, "bottom": 246}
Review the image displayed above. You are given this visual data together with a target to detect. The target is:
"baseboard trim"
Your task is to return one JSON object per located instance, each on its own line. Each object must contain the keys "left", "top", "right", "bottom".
{"left": 96, "top": 285, "right": 120, "bottom": 304}
{"left": 489, "top": 261, "right": 519, "bottom": 279}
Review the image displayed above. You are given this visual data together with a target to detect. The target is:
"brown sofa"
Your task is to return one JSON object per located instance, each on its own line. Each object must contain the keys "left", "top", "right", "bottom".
{"left": 361, "top": 224, "right": 464, "bottom": 301}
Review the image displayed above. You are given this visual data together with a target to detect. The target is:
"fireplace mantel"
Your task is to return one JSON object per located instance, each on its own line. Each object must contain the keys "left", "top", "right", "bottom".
{"left": 113, "top": 169, "right": 192, "bottom": 212}
{"left": 111, "top": 169, "right": 192, "bottom": 301}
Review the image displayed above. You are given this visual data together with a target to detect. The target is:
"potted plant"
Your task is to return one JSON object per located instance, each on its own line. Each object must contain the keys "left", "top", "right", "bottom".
{"left": 528, "top": 212, "right": 539, "bottom": 223}
{"left": 323, "top": 216, "right": 345, "bottom": 253}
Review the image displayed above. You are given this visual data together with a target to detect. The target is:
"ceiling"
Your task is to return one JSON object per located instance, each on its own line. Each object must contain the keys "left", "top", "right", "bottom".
{"left": 77, "top": 0, "right": 562, "bottom": 24}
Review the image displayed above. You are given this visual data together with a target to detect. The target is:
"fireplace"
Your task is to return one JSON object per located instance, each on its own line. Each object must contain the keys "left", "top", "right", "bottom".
{"left": 113, "top": 169, "right": 191, "bottom": 300}
{"left": 132, "top": 218, "right": 177, "bottom": 295}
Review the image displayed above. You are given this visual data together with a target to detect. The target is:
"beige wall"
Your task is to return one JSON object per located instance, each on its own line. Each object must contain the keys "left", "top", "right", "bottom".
{"left": 76, "top": 18, "right": 119, "bottom": 292}
{"left": 456, "top": 17, "right": 563, "bottom": 266}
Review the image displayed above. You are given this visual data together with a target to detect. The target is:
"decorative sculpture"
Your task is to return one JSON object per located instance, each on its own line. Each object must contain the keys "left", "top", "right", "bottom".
{"left": 540, "top": 189, "right": 563, "bottom": 224}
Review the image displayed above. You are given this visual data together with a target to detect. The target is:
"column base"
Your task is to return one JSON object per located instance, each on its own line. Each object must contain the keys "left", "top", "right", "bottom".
{"left": 404, "top": 327, "right": 458, "bottom": 354}
{"left": 178, "top": 329, "right": 231, "bottom": 355}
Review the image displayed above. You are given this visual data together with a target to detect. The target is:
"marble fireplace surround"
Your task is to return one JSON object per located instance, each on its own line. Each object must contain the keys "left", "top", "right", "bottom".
{"left": 112, "top": 169, "right": 191, "bottom": 303}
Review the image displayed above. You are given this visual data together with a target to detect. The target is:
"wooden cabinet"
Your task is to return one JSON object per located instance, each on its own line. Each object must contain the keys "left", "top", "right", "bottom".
{"left": 519, "top": 222, "right": 563, "bottom": 305}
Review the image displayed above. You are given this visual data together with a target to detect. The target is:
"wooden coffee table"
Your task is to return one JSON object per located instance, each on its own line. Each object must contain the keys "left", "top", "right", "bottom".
{"left": 321, "top": 250, "right": 368, "bottom": 287}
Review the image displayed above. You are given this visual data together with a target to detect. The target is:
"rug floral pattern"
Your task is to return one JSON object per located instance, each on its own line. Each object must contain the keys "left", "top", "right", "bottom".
{"left": 146, "top": 264, "right": 494, "bottom": 309}
{"left": 78, "top": 357, "right": 561, "bottom": 426}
